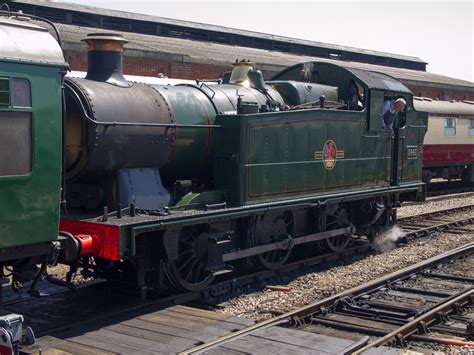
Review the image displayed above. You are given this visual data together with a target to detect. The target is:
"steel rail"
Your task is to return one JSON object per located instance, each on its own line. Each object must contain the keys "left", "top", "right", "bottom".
{"left": 354, "top": 287, "right": 474, "bottom": 353}
{"left": 398, "top": 204, "right": 474, "bottom": 224}
{"left": 402, "top": 215, "right": 474, "bottom": 241}
{"left": 180, "top": 242, "right": 474, "bottom": 354}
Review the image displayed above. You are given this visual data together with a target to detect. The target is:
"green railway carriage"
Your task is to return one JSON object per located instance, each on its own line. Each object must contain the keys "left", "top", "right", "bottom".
{"left": 0, "top": 18, "right": 67, "bottom": 272}
{"left": 0, "top": 14, "right": 429, "bottom": 297}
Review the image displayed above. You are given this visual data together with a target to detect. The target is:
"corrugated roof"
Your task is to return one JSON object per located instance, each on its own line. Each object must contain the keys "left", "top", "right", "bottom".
{"left": 52, "top": 22, "right": 474, "bottom": 92}
{"left": 13, "top": 0, "right": 426, "bottom": 66}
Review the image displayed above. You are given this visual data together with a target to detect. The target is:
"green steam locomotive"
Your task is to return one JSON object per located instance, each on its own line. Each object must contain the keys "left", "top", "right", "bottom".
{"left": 0, "top": 13, "right": 427, "bottom": 297}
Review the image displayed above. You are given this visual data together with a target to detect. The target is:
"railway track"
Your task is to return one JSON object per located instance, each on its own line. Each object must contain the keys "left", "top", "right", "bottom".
{"left": 398, "top": 204, "right": 474, "bottom": 241}
{"left": 427, "top": 181, "right": 474, "bottom": 197}
{"left": 182, "top": 242, "right": 474, "bottom": 354}
{"left": 12, "top": 204, "right": 474, "bottom": 353}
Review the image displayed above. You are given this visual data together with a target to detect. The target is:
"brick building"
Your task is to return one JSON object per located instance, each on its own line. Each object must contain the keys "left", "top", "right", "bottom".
{"left": 9, "top": 0, "right": 474, "bottom": 100}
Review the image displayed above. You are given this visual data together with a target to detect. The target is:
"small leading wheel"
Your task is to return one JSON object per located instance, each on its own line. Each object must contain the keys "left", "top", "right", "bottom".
{"left": 323, "top": 203, "right": 351, "bottom": 252}
{"left": 168, "top": 225, "right": 215, "bottom": 291}
{"left": 254, "top": 212, "right": 294, "bottom": 270}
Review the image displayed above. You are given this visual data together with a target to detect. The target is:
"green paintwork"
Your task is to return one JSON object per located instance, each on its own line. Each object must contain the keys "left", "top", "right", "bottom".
{"left": 214, "top": 109, "right": 393, "bottom": 205}
{"left": 0, "top": 61, "right": 65, "bottom": 249}
{"left": 157, "top": 85, "right": 217, "bottom": 179}
{"left": 174, "top": 190, "right": 226, "bottom": 210}
{"left": 213, "top": 74, "right": 427, "bottom": 206}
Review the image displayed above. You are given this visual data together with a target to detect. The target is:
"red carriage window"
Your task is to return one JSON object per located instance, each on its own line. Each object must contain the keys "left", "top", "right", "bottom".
{"left": 444, "top": 117, "right": 456, "bottom": 136}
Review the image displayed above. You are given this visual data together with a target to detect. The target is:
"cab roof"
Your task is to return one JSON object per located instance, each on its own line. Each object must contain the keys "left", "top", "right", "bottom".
{"left": 0, "top": 16, "right": 66, "bottom": 66}
{"left": 273, "top": 61, "right": 413, "bottom": 94}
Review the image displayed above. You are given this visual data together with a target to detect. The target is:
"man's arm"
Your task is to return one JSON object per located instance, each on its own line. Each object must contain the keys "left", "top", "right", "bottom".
{"left": 382, "top": 99, "right": 391, "bottom": 115}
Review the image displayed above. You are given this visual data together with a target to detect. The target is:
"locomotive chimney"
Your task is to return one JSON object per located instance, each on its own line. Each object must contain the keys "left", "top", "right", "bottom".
{"left": 81, "top": 33, "right": 131, "bottom": 88}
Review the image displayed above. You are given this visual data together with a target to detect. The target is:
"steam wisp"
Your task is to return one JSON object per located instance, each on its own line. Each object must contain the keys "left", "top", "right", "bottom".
{"left": 372, "top": 225, "right": 406, "bottom": 253}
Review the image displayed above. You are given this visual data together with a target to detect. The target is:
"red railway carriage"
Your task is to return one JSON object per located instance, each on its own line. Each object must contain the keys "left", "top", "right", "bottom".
{"left": 414, "top": 98, "right": 474, "bottom": 183}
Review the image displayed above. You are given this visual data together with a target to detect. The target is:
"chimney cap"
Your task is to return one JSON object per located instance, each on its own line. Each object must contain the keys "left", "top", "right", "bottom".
{"left": 82, "top": 33, "right": 128, "bottom": 43}
{"left": 82, "top": 33, "right": 128, "bottom": 51}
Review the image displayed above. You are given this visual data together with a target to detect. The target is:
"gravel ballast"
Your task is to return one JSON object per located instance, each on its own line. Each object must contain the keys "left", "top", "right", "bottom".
{"left": 398, "top": 192, "right": 474, "bottom": 218}
{"left": 216, "top": 194, "right": 474, "bottom": 321}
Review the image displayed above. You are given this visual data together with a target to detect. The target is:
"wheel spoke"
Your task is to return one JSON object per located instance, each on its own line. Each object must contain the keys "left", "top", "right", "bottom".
{"left": 177, "top": 256, "right": 194, "bottom": 273}
{"left": 193, "top": 262, "right": 204, "bottom": 284}
{"left": 185, "top": 259, "right": 199, "bottom": 282}
{"left": 177, "top": 249, "right": 194, "bottom": 258}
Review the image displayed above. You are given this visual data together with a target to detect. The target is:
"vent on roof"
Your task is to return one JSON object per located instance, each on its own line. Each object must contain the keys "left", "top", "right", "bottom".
{"left": 234, "top": 36, "right": 253, "bottom": 47}
{"left": 161, "top": 25, "right": 185, "bottom": 38}
{"left": 35, "top": 7, "right": 68, "bottom": 23}
{"left": 131, "top": 20, "right": 158, "bottom": 35}
{"left": 273, "top": 42, "right": 291, "bottom": 51}
{"left": 374, "top": 57, "right": 388, "bottom": 65}
{"left": 72, "top": 13, "right": 101, "bottom": 27}
{"left": 209, "top": 32, "right": 230, "bottom": 43}
{"left": 253, "top": 39, "right": 272, "bottom": 50}
{"left": 185, "top": 30, "right": 209, "bottom": 41}
{"left": 102, "top": 17, "right": 132, "bottom": 32}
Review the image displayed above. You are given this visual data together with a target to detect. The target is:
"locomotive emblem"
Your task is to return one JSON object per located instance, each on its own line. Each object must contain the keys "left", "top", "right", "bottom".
{"left": 314, "top": 140, "right": 344, "bottom": 170}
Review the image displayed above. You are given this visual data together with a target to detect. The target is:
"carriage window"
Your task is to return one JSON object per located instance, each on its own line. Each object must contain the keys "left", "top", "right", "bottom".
{"left": 444, "top": 117, "right": 456, "bottom": 136}
{"left": 0, "top": 78, "right": 9, "bottom": 106}
{"left": 469, "top": 119, "right": 474, "bottom": 136}
{"left": 0, "top": 111, "right": 32, "bottom": 176}
{"left": 12, "top": 78, "right": 31, "bottom": 107}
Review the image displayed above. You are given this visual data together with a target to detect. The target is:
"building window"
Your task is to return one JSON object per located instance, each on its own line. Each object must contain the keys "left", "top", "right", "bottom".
{"left": 444, "top": 117, "right": 456, "bottom": 136}
{"left": 469, "top": 119, "right": 474, "bottom": 137}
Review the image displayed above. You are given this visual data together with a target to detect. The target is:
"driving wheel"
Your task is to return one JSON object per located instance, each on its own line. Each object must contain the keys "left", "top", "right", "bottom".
{"left": 253, "top": 212, "right": 294, "bottom": 269}
{"left": 323, "top": 203, "right": 351, "bottom": 252}
{"left": 168, "top": 224, "right": 215, "bottom": 291}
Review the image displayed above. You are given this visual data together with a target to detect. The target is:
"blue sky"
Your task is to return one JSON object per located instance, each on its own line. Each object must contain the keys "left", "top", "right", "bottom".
{"left": 57, "top": 0, "right": 473, "bottom": 82}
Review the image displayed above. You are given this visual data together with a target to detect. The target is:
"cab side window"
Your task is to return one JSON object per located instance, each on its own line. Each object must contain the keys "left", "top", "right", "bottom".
{"left": 12, "top": 78, "right": 32, "bottom": 107}
{"left": 0, "top": 77, "right": 32, "bottom": 176}
{"left": 0, "top": 78, "right": 9, "bottom": 106}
